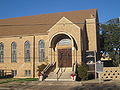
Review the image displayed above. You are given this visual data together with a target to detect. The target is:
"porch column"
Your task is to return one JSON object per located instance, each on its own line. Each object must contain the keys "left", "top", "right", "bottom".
{"left": 50, "top": 47, "right": 52, "bottom": 64}
{"left": 71, "top": 39, "right": 75, "bottom": 67}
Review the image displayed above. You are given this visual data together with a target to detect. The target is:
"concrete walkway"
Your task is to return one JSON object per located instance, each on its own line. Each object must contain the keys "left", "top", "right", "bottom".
{"left": 0, "top": 80, "right": 120, "bottom": 90}
{"left": 0, "top": 81, "right": 82, "bottom": 90}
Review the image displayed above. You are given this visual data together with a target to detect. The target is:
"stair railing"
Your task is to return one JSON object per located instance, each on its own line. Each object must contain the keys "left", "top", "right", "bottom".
{"left": 56, "top": 64, "right": 63, "bottom": 81}
{"left": 56, "top": 67, "right": 61, "bottom": 81}
{"left": 42, "top": 64, "right": 50, "bottom": 74}
{"left": 42, "top": 61, "right": 56, "bottom": 74}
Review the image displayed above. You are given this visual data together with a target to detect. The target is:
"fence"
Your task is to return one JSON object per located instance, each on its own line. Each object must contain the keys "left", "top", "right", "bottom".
{"left": 99, "top": 66, "right": 120, "bottom": 80}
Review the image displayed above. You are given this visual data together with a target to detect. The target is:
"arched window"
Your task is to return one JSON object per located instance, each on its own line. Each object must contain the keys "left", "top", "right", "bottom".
{"left": 58, "top": 39, "right": 71, "bottom": 45}
{"left": 24, "top": 41, "right": 30, "bottom": 62}
{"left": 11, "top": 42, "right": 17, "bottom": 62}
{"left": 39, "top": 40, "right": 45, "bottom": 62}
{"left": 0, "top": 43, "right": 4, "bottom": 62}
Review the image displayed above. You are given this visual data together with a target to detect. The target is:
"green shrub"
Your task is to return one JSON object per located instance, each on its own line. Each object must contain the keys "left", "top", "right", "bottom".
{"left": 77, "top": 63, "right": 88, "bottom": 81}
{"left": 37, "top": 64, "right": 47, "bottom": 73}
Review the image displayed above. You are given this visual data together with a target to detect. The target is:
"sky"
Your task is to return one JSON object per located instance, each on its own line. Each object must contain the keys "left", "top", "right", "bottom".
{"left": 0, "top": 0, "right": 119, "bottom": 23}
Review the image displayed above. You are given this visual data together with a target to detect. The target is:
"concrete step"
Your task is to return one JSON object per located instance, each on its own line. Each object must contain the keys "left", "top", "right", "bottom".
{"left": 45, "top": 67, "right": 73, "bottom": 81}
{"left": 45, "top": 79, "right": 73, "bottom": 81}
{"left": 54, "top": 67, "right": 72, "bottom": 73}
{"left": 59, "top": 72, "right": 71, "bottom": 79}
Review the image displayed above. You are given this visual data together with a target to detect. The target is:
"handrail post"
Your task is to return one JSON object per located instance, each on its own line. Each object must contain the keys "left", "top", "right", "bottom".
{"left": 56, "top": 67, "right": 61, "bottom": 81}
{"left": 57, "top": 73, "right": 58, "bottom": 81}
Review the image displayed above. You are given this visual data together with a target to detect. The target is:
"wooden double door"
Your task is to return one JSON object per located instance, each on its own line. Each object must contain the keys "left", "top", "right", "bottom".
{"left": 58, "top": 48, "right": 72, "bottom": 67}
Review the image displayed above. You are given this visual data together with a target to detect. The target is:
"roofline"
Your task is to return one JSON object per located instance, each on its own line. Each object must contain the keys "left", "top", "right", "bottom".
{"left": 0, "top": 9, "right": 97, "bottom": 20}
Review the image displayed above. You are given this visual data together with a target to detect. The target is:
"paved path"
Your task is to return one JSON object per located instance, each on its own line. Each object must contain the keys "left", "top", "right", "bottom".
{"left": 0, "top": 80, "right": 120, "bottom": 90}
{"left": 0, "top": 81, "right": 82, "bottom": 90}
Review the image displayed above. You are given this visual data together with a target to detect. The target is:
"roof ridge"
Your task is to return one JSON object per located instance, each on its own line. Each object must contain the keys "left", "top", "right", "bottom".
{"left": 0, "top": 9, "right": 97, "bottom": 20}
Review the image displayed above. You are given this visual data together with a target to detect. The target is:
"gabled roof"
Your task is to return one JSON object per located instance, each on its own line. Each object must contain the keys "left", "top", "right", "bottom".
{"left": 0, "top": 9, "right": 97, "bottom": 37}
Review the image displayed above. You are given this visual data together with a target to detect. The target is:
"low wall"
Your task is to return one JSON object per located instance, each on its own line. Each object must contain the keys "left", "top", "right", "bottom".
{"left": 99, "top": 66, "right": 120, "bottom": 80}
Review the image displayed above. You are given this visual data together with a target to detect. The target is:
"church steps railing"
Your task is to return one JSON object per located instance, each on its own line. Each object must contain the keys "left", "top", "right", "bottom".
{"left": 42, "top": 61, "right": 56, "bottom": 75}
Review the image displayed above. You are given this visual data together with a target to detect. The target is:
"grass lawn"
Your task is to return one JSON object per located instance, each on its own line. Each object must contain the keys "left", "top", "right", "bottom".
{"left": 0, "top": 78, "right": 38, "bottom": 84}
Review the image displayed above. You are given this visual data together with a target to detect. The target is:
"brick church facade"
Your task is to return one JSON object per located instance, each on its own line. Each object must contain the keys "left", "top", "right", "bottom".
{"left": 0, "top": 9, "right": 99, "bottom": 78}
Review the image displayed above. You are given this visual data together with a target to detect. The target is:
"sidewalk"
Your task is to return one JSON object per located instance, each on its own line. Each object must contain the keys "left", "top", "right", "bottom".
{"left": 0, "top": 79, "right": 119, "bottom": 90}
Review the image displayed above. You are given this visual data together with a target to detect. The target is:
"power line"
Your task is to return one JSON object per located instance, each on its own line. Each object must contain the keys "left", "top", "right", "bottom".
{"left": 0, "top": 22, "right": 119, "bottom": 27}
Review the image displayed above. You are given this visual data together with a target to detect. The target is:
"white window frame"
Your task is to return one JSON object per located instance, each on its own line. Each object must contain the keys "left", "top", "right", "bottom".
{"left": 24, "top": 41, "right": 30, "bottom": 62}
{"left": 12, "top": 70, "right": 17, "bottom": 76}
{"left": 11, "top": 42, "right": 17, "bottom": 62}
{"left": 0, "top": 43, "right": 4, "bottom": 63}
{"left": 25, "top": 70, "right": 31, "bottom": 76}
{"left": 39, "top": 40, "right": 45, "bottom": 62}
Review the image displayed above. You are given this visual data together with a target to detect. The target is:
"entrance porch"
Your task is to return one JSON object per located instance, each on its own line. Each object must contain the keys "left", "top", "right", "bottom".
{"left": 49, "top": 33, "right": 78, "bottom": 68}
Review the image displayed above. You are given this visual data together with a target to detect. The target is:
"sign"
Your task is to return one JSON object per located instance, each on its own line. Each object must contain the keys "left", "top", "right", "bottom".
{"left": 96, "top": 61, "right": 103, "bottom": 73}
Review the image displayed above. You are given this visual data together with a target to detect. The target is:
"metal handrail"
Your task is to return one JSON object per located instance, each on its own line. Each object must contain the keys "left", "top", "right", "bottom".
{"left": 56, "top": 67, "right": 61, "bottom": 81}
{"left": 42, "top": 61, "right": 56, "bottom": 74}
{"left": 56, "top": 67, "right": 61, "bottom": 75}
{"left": 56, "top": 64, "right": 64, "bottom": 80}
{"left": 42, "top": 64, "right": 50, "bottom": 73}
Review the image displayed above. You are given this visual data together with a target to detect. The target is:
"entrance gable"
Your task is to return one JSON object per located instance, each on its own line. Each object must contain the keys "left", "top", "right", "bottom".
{"left": 48, "top": 17, "right": 81, "bottom": 48}
{"left": 48, "top": 17, "right": 80, "bottom": 33}
{"left": 48, "top": 17, "right": 82, "bottom": 65}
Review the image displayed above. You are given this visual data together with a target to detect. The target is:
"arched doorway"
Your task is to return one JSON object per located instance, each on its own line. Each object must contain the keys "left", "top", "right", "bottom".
{"left": 49, "top": 33, "right": 77, "bottom": 68}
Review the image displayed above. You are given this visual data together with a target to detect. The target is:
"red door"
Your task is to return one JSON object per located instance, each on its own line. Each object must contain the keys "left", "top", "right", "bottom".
{"left": 58, "top": 48, "right": 72, "bottom": 67}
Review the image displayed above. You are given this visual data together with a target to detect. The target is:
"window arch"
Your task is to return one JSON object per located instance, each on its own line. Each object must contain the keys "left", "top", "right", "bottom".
{"left": 11, "top": 42, "right": 17, "bottom": 62}
{"left": 58, "top": 39, "right": 71, "bottom": 45}
{"left": 24, "top": 41, "right": 30, "bottom": 62}
{"left": 0, "top": 43, "right": 4, "bottom": 62}
{"left": 39, "top": 40, "right": 45, "bottom": 62}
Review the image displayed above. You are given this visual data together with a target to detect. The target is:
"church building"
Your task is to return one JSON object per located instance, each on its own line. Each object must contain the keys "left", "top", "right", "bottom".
{"left": 0, "top": 9, "right": 99, "bottom": 78}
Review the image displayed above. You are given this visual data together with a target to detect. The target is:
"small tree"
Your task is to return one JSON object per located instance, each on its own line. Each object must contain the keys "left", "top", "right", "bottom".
{"left": 77, "top": 63, "right": 88, "bottom": 81}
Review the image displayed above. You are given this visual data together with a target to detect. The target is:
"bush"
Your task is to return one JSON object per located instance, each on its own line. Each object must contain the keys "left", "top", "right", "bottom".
{"left": 37, "top": 64, "right": 47, "bottom": 73}
{"left": 77, "top": 63, "right": 88, "bottom": 81}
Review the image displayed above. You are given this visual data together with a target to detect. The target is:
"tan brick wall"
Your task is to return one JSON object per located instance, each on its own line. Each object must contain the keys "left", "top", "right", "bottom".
{"left": 0, "top": 35, "right": 51, "bottom": 78}
{"left": 0, "top": 36, "right": 34, "bottom": 78}
{"left": 86, "top": 18, "right": 98, "bottom": 51}
{"left": 34, "top": 35, "right": 49, "bottom": 78}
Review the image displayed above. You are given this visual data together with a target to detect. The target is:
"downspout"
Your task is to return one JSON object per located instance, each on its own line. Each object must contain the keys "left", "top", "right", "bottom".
{"left": 33, "top": 36, "right": 35, "bottom": 78}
